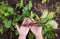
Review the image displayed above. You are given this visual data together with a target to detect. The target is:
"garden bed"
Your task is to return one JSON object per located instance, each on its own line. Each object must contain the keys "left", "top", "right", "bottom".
{"left": 0, "top": 0, "right": 60, "bottom": 39}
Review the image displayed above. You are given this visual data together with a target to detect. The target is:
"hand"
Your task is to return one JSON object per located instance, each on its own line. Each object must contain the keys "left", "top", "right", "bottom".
{"left": 16, "top": 18, "right": 30, "bottom": 39}
{"left": 16, "top": 25, "right": 29, "bottom": 36}
{"left": 16, "top": 25, "right": 29, "bottom": 39}
{"left": 29, "top": 18, "right": 43, "bottom": 39}
{"left": 30, "top": 26, "right": 43, "bottom": 39}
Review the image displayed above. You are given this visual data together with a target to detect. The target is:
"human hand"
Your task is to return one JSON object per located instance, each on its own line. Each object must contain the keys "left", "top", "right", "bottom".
{"left": 16, "top": 18, "right": 30, "bottom": 39}
{"left": 16, "top": 25, "right": 29, "bottom": 39}
{"left": 29, "top": 18, "right": 43, "bottom": 39}
{"left": 30, "top": 26, "right": 43, "bottom": 39}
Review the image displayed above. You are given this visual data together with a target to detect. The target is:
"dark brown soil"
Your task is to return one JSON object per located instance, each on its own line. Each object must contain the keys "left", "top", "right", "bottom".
{"left": 0, "top": 0, "right": 60, "bottom": 39}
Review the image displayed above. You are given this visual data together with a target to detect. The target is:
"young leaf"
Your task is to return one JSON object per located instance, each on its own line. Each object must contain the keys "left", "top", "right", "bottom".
{"left": 28, "top": 1, "right": 32, "bottom": 10}
{"left": 22, "top": 5, "right": 29, "bottom": 12}
{"left": 46, "top": 12, "right": 55, "bottom": 20}
{"left": 41, "top": 10, "right": 48, "bottom": 18}
{"left": 22, "top": 5, "right": 30, "bottom": 17}
{"left": 46, "top": 20, "right": 58, "bottom": 29}
{"left": 22, "top": 1, "right": 32, "bottom": 12}
{"left": 35, "top": 15, "right": 40, "bottom": 21}
{"left": 20, "top": 0, "right": 23, "bottom": 8}
{"left": 40, "top": 12, "right": 56, "bottom": 24}
{"left": 42, "top": 0, "right": 47, "bottom": 3}
{"left": 30, "top": 11, "right": 36, "bottom": 18}
{"left": 16, "top": 0, "right": 23, "bottom": 8}
{"left": 16, "top": 3, "right": 20, "bottom": 8}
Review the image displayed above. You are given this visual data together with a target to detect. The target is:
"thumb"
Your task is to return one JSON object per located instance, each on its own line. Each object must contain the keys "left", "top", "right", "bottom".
{"left": 16, "top": 24, "right": 20, "bottom": 33}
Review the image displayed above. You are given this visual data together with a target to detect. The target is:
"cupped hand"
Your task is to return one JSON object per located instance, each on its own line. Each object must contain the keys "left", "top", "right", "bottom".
{"left": 16, "top": 18, "right": 43, "bottom": 39}
{"left": 16, "top": 18, "right": 31, "bottom": 36}
{"left": 30, "top": 26, "right": 42, "bottom": 36}
{"left": 16, "top": 25, "right": 29, "bottom": 36}
{"left": 29, "top": 18, "right": 43, "bottom": 39}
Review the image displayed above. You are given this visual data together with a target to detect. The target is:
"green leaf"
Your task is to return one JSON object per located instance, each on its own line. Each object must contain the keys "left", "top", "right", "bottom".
{"left": 30, "top": 11, "right": 36, "bottom": 18}
{"left": 22, "top": 1, "right": 32, "bottom": 18}
{"left": 7, "top": 7, "right": 14, "bottom": 14}
{"left": 28, "top": 1, "right": 32, "bottom": 10}
{"left": 46, "top": 20, "right": 58, "bottom": 29}
{"left": 41, "top": 10, "right": 48, "bottom": 18}
{"left": 15, "top": 30, "right": 18, "bottom": 36}
{"left": 28, "top": 32, "right": 34, "bottom": 39}
{"left": 43, "top": 26, "right": 53, "bottom": 32}
{"left": 0, "top": 9, "right": 5, "bottom": 14}
{"left": 46, "top": 31, "right": 55, "bottom": 38}
{"left": 3, "top": 19, "right": 11, "bottom": 28}
{"left": 12, "top": 19, "right": 18, "bottom": 26}
{"left": 16, "top": 3, "right": 20, "bottom": 8}
{"left": 46, "top": 12, "right": 55, "bottom": 20}
{"left": 22, "top": 5, "right": 29, "bottom": 12}
{"left": 22, "top": 6, "right": 29, "bottom": 17}
{"left": 16, "top": 0, "right": 23, "bottom": 8}
{"left": 2, "top": 7, "right": 7, "bottom": 11}
{"left": 40, "top": 12, "right": 55, "bottom": 24}
{"left": 0, "top": 14, "right": 3, "bottom": 18}
{"left": 40, "top": 18, "right": 48, "bottom": 24}
{"left": 17, "top": 15, "right": 25, "bottom": 21}
{"left": 20, "top": 0, "right": 23, "bottom": 8}
{"left": 35, "top": 15, "right": 40, "bottom": 21}
{"left": 10, "top": 26, "right": 14, "bottom": 31}
{"left": 42, "top": 0, "right": 47, "bottom": 3}
{"left": 22, "top": 1, "right": 32, "bottom": 12}
{"left": 42, "top": 26, "right": 53, "bottom": 37}
{"left": 4, "top": 12, "right": 9, "bottom": 16}
{"left": 0, "top": 26, "right": 3, "bottom": 34}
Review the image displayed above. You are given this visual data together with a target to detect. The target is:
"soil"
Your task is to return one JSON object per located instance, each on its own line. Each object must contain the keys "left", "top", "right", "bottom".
{"left": 0, "top": 0, "right": 60, "bottom": 39}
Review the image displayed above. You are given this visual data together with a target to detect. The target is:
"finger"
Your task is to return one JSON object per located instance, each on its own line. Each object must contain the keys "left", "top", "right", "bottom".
{"left": 16, "top": 25, "right": 20, "bottom": 33}
{"left": 22, "top": 18, "right": 27, "bottom": 25}
{"left": 30, "top": 18, "right": 36, "bottom": 23}
{"left": 22, "top": 18, "right": 30, "bottom": 25}
{"left": 27, "top": 18, "right": 33, "bottom": 24}
{"left": 22, "top": 18, "right": 33, "bottom": 26}
{"left": 20, "top": 26, "right": 29, "bottom": 31}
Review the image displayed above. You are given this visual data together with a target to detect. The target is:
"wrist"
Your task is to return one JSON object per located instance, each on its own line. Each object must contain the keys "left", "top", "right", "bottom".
{"left": 18, "top": 35, "right": 26, "bottom": 39}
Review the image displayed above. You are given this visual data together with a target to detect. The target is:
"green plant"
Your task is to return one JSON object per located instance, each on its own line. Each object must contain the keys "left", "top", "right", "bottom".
{"left": 37, "top": 10, "right": 58, "bottom": 39}
{"left": 0, "top": 1, "right": 15, "bottom": 34}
